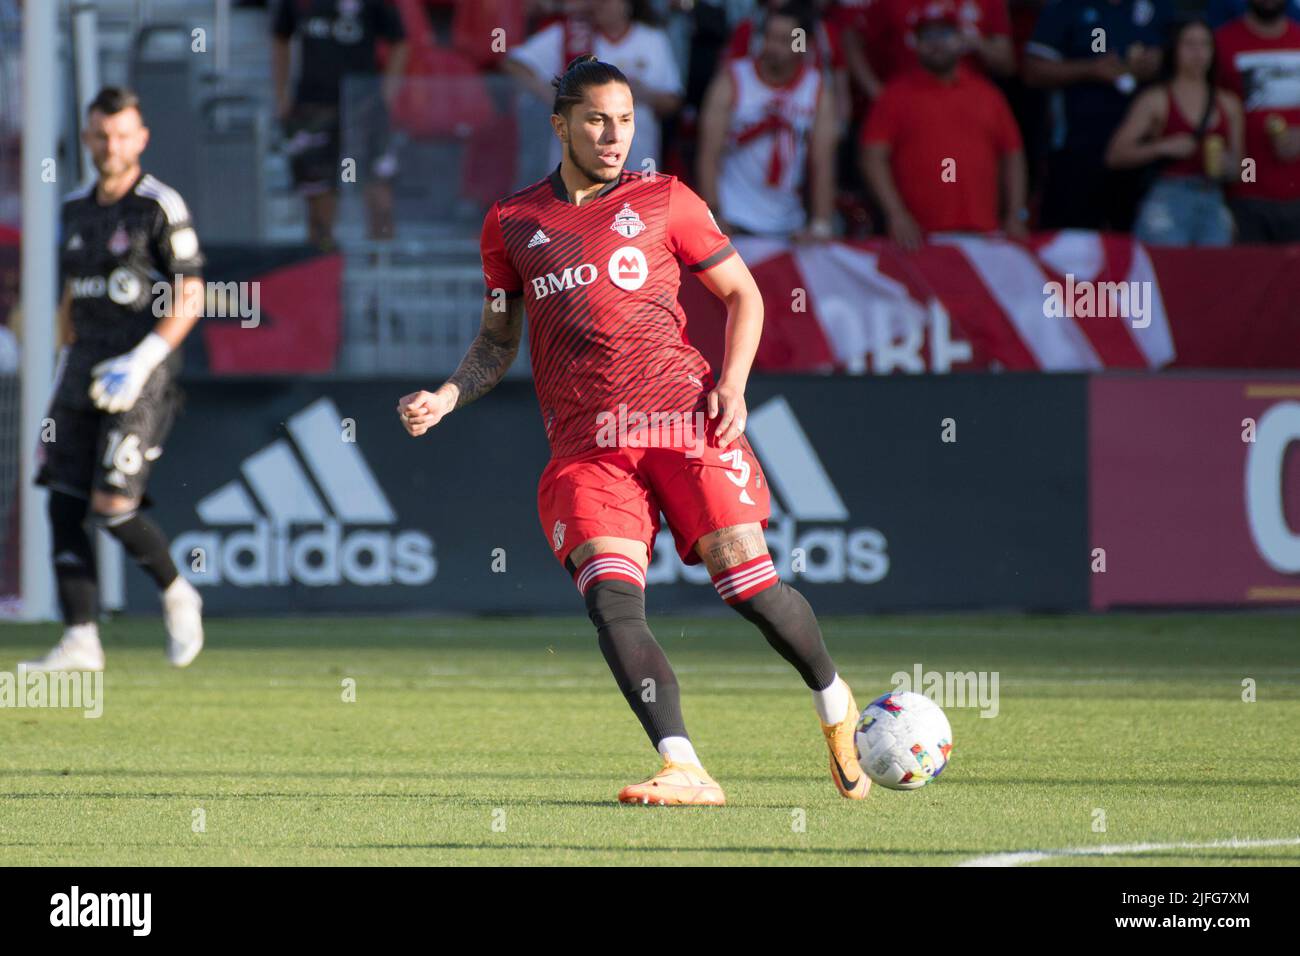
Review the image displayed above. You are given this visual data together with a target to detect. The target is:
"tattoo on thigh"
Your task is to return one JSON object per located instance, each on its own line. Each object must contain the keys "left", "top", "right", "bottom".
{"left": 568, "top": 541, "right": 599, "bottom": 567}
{"left": 568, "top": 539, "right": 647, "bottom": 569}
{"left": 703, "top": 528, "right": 767, "bottom": 573}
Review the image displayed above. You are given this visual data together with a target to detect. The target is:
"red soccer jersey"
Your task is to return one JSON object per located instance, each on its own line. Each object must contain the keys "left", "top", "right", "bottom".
{"left": 479, "top": 166, "right": 737, "bottom": 459}
{"left": 1215, "top": 17, "right": 1300, "bottom": 202}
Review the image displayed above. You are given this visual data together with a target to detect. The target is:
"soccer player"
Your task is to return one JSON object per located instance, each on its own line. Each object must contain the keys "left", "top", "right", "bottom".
{"left": 397, "top": 56, "right": 868, "bottom": 806}
{"left": 24, "top": 87, "right": 205, "bottom": 672}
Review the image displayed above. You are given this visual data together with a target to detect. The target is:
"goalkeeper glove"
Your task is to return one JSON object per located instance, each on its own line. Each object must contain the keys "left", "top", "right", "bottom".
{"left": 89, "top": 332, "right": 171, "bottom": 414}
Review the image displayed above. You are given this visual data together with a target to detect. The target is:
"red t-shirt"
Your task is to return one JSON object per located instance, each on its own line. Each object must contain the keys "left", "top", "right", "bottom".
{"left": 861, "top": 66, "right": 1022, "bottom": 232}
{"left": 866, "top": 0, "right": 1011, "bottom": 81}
{"left": 480, "top": 167, "right": 736, "bottom": 459}
{"left": 1215, "top": 17, "right": 1300, "bottom": 201}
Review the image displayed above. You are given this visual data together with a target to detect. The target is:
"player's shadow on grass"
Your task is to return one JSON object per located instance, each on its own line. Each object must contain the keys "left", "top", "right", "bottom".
{"left": 2, "top": 790, "right": 853, "bottom": 810}
{"left": 5, "top": 767, "right": 860, "bottom": 785}
{"left": 12, "top": 768, "right": 1300, "bottom": 790}
{"left": 0, "top": 767, "right": 629, "bottom": 778}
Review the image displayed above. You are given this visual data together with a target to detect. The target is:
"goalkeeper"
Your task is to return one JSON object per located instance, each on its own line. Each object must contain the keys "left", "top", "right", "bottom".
{"left": 26, "top": 87, "right": 205, "bottom": 672}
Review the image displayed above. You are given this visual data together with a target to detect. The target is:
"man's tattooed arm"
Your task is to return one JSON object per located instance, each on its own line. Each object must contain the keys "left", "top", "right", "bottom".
{"left": 443, "top": 296, "right": 524, "bottom": 409}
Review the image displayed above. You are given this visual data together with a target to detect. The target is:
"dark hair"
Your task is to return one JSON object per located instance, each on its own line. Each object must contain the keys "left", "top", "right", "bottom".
{"left": 626, "top": 0, "right": 662, "bottom": 28}
{"left": 86, "top": 86, "right": 143, "bottom": 119}
{"left": 765, "top": 0, "right": 820, "bottom": 39}
{"left": 1161, "top": 17, "right": 1217, "bottom": 84}
{"left": 551, "top": 55, "right": 631, "bottom": 117}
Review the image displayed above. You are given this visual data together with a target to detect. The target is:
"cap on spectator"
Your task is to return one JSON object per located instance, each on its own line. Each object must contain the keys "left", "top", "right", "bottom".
{"left": 912, "top": 1, "right": 960, "bottom": 30}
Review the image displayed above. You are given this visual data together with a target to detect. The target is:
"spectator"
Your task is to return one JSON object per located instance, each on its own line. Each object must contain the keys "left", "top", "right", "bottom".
{"left": 1003, "top": 0, "right": 1052, "bottom": 202}
{"left": 860, "top": 8, "right": 1027, "bottom": 250}
{"left": 503, "top": 0, "right": 683, "bottom": 175}
{"left": 695, "top": 0, "right": 839, "bottom": 238}
{"left": 1216, "top": 0, "right": 1300, "bottom": 242}
{"left": 863, "top": 0, "right": 1015, "bottom": 83}
{"left": 1024, "top": 0, "right": 1174, "bottom": 231}
{"left": 838, "top": 1, "right": 888, "bottom": 103}
{"left": 725, "top": 0, "right": 854, "bottom": 127}
{"left": 725, "top": 0, "right": 836, "bottom": 67}
{"left": 272, "top": 0, "right": 408, "bottom": 250}
{"left": 1105, "top": 19, "right": 1243, "bottom": 246}
{"left": 1207, "top": 0, "right": 1300, "bottom": 30}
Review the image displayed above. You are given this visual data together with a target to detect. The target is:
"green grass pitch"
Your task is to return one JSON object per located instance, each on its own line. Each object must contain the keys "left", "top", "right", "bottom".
{"left": 2, "top": 613, "right": 1298, "bottom": 866}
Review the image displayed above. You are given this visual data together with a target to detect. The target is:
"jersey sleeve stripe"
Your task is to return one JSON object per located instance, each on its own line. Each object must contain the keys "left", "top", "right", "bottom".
{"left": 688, "top": 242, "right": 737, "bottom": 273}
{"left": 136, "top": 175, "right": 191, "bottom": 224}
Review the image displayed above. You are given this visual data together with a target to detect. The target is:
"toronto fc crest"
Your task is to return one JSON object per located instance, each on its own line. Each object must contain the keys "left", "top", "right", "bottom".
{"left": 108, "top": 224, "right": 130, "bottom": 255}
{"left": 610, "top": 203, "right": 645, "bottom": 239}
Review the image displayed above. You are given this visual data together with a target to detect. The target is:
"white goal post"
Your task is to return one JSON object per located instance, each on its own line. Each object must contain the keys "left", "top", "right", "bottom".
{"left": 18, "top": 0, "right": 59, "bottom": 621}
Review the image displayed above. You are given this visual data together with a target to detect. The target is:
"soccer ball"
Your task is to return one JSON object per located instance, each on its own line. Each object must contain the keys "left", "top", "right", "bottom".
{"left": 855, "top": 691, "right": 953, "bottom": 790}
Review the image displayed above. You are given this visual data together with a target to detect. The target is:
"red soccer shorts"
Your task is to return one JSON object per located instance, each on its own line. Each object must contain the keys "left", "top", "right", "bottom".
{"left": 537, "top": 427, "right": 771, "bottom": 568}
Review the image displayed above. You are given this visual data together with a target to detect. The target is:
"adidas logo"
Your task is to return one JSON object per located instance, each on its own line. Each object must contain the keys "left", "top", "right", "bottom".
{"left": 647, "top": 396, "right": 887, "bottom": 586}
{"left": 527, "top": 228, "right": 551, "bottom": 248}
{"left": 66, "top": 234, "right": 83, "bottom": 251}
{"left": 171, "top": 397, "right": 436, "bottom": 588}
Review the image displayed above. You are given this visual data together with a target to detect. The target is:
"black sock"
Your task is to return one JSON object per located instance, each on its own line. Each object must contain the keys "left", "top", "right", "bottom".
{"left": 585, "top": 579, "right": 688, "bottom": 747}
{"left": 49, "top": 491, "right": 98, "bottom": 625}
{"left": 98, "top": 510, "right": 179, "bottom": 591}
{"left": 732, "top": 581, "right": 838, "bottom": 691}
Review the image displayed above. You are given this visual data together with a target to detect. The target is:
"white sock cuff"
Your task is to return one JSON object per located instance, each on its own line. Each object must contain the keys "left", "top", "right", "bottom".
{"left": 66, "top": 621, "right": 100, "bottom": 642}
{"left": 812, "top": 674, "right": 850, "bottom": 725}
{"left": 656, "top": 735, "right": 701, "bottom": 767}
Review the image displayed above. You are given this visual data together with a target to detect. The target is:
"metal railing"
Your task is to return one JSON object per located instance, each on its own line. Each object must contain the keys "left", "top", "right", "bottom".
{"left": 338, "top": 239, "right": 530, "bottom": 378}
{"left": 330, "top": 73, "right": 554, "bottom": 375}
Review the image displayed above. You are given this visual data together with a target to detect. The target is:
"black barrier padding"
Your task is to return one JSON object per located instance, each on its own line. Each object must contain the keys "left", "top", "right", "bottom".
{"left": 129, "top": 375, "right": 1087, "bottom": 615}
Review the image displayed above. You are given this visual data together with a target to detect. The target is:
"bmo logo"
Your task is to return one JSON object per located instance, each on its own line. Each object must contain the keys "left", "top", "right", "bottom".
{"left": 107, "top": 267, "right": 144, "bottom": 306}
{"left": 609, "top": 246, "right": 648, "bottom": 291}
{"left": 530, "top": 263, "right": 598, "bottom": 299}
{"left": 529, "top": 250, "right": 650, "bottom": 298}
{"left": 70, "top": 276, "right": 108, "bottom": 298}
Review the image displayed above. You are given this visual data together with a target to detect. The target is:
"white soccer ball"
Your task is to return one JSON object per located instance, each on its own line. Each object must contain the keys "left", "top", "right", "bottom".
{"left": 855, "top": 691, "right": 953, "bottom": 790}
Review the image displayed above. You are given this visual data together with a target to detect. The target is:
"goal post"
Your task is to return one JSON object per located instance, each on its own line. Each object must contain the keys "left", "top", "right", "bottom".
{"left": 17, "top": 0, "right": 59, "bottom": 621}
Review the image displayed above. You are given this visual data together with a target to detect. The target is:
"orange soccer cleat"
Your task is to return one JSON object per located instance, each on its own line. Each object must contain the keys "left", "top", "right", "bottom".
{"left": 617, "top": 757, "right": 727, "bottom": 806}
{"left": 822, "top": 682, "right": 871, "bottom": 800}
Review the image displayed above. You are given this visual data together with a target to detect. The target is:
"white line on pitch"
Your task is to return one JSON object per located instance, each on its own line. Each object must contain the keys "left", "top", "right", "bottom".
{"left": 957, "top": 836, "right": 1300, "bottom": 867}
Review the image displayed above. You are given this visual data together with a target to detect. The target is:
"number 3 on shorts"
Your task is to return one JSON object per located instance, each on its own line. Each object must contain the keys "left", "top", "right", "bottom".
{"left": 720, "top": 448, "right": 751, "bottom": 491}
